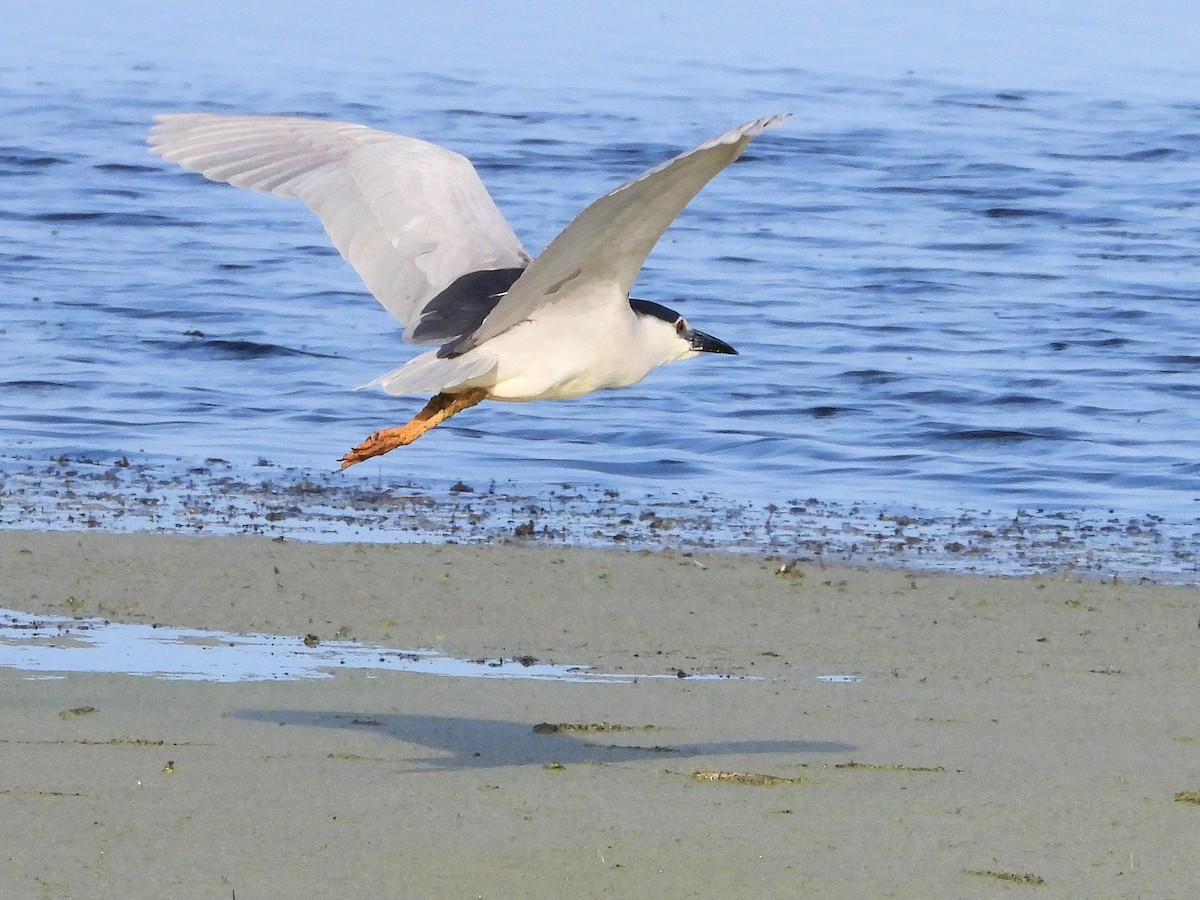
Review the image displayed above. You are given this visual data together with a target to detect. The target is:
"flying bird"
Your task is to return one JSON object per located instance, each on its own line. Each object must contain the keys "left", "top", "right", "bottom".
{"left": 148, "top": 112, "right": 787, "bottom": 468}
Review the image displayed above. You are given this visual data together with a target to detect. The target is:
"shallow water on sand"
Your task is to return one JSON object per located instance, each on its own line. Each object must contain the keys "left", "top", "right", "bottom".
{"left": 0, "top": 606, "right": 747, "bottom": 683}
{"left": 3, "top": 2, "right": 1200, "bottom": 571}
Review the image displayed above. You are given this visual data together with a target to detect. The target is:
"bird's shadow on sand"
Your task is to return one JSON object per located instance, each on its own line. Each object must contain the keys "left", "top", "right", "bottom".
{"left": 234, "top": 709, "right": 855, "bottom": 771}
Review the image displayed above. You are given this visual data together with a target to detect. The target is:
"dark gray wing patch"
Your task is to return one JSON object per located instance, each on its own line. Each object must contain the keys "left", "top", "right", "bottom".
{"left": 412, "top": 267, "right": 526, "bottom": 346}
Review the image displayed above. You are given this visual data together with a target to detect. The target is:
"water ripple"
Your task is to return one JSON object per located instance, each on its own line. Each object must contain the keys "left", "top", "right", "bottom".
{"left": 2, "top": 35, "right": 1199, "bottom": 545}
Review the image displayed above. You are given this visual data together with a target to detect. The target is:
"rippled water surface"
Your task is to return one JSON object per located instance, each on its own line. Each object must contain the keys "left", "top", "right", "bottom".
{"left": 3, "top": 2, "right": 1200, "bottom": 565}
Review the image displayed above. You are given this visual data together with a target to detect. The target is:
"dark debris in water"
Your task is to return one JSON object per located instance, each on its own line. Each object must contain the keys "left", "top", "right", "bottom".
{"left": 533, "top": 722, "right": 661, "bottom": 734}
{"left": 0, "top": 453, "right": 1198, "bottom": 584}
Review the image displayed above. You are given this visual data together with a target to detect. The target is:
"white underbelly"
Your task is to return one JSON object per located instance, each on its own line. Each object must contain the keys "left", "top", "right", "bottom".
{"left": 472, "top": 301, "right": 648, "bottom": 402}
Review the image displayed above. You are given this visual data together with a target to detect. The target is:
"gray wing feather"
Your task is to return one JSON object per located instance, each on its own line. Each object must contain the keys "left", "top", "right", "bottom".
{"left": 148, "top": 113, "right": 530, "bottom": 342}
{"left": 453, "top": 114, "right": 789, "bottom": 353}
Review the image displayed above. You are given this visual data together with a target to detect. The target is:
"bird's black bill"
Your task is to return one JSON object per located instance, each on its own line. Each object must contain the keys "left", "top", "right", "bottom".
{"left": 690, "top": 329, "right": 738, "bottom": 355}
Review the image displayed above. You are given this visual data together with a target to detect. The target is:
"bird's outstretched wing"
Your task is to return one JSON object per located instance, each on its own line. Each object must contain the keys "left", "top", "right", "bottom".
{"left": 148, "top": 113, "right": 530, "bottom": 342}
{"left": 447, "top": 114, "right": 789, "bottom": 355}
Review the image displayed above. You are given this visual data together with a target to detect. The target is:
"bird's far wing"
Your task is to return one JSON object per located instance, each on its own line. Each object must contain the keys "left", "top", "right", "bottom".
{"left": 148, "top": 113, "right": 530, "bottom": 342}
{"left": 449, "top": 114, "right": 788, "bottom": 354}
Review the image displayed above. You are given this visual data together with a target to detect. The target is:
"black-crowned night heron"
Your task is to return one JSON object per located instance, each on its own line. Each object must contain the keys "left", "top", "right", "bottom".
{"left": 148, "top": 112, "right": 788, "bottom": 467}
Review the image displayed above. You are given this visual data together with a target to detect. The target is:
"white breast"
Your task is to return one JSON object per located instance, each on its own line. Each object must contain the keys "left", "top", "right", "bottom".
{"left": 479, "top": 288, "right": 656, "bottom": 402}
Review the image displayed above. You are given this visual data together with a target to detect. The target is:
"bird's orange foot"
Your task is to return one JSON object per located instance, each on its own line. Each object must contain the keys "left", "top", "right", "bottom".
{"left": 340, "top": 427, "right": 416, "bottom": 468}
{"left": 339, "top": 388, "right": 487, "bottom": 470}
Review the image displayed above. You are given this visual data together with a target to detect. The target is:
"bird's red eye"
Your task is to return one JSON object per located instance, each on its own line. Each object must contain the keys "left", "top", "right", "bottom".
{"left": 675, "top": 320, "right": 686, "bottom": 334}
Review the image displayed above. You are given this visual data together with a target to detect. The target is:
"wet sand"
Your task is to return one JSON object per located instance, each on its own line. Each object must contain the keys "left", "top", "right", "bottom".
{"left": 2, "top": 530, "right": 1198, "bottom": 898}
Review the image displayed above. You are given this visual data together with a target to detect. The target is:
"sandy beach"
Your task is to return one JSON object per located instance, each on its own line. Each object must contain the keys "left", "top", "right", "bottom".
{"left": 2, "top": 529, "right": 1198, "bottom": 898}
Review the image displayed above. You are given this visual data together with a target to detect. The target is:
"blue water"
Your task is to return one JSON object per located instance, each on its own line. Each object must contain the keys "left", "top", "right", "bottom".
{"left": 3, "top": 1, "right": 1200, "bottom": 564}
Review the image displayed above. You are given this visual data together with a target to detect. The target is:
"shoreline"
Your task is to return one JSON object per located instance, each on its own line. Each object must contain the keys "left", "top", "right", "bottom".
{"left": 2, "top": 529, "right": 1198, "bottom": 897}
{"left": 3, "top": 453, "right": 1198, "bottom": 586}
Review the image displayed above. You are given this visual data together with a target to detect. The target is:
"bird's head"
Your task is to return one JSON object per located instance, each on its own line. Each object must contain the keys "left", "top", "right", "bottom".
{"left": 629, "top": 298, "right": 737, "bottom": 365}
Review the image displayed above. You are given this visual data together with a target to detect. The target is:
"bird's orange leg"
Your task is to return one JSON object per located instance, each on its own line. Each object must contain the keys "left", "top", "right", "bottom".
{"left": 339, "top": 388, "right": 488, "bottom": 469}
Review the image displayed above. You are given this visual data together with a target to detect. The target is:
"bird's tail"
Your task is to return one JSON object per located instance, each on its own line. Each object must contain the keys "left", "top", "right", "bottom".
{"left": 359, "top": 349, "right": 497, "bottom": 396}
